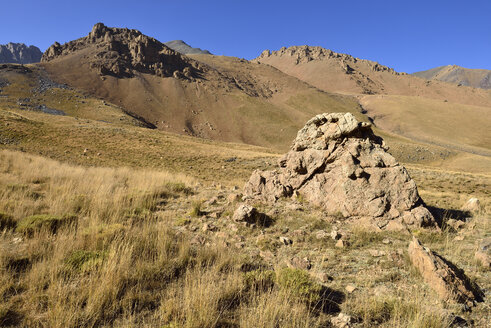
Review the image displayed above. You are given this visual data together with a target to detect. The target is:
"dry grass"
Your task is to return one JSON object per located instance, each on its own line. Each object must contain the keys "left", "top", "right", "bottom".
{"left": 0, "top": 150, "right": 337, "bottom": 328}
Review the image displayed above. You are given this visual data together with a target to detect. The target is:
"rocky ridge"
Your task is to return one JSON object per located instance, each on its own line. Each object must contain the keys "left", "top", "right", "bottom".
{"left": 255, "top": 45, "right": 403, "bottom": 76}
{"left": 0, "top": 43, "right": 42, "bottom": 64}
{"left": 42, "top": 23, "right": 206, "bottom": 79}
{"left": 243, "top": 112, "right": 435, "bottom": 229}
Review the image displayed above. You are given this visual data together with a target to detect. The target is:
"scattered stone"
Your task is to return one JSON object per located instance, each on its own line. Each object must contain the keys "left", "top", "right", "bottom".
{"left": 243, "top": 113, "right": 436, "bottom": 228}
{"left": 382, "top": 238, "right": 391, "bottom": 244}
{"left": 279, "top": 236, "right": 293, "bottom": 245}
{"left": 345, "top": 284, "right": 357, "bottom": 293}
{"left": 408, "top": 237, "right": 482, "bottom": 306}
{"left": 446, "top": 219, "right": 465, "bottom": 231}
{"left": 474, "top": 251, "right": 490, "bottom": 268}
{"left": 288, "top": 256, "right": 311, "bottom": 270}
{"left": 335, "top": 239, "right": 347, "bottom": 248}
{"left": 312, "top": 271, "right": 332, "bottom": 283}
{"left": 369, "top": 249, "right": 386, "bottom": 257}
{"left": 330, "top": 312, "right": 352, "bottom": 328}
{"left": 259, "top": 250, "right": 274, "bottom": 261}
{"left": 461, "top": 197, "right": 483, "bottom": 214}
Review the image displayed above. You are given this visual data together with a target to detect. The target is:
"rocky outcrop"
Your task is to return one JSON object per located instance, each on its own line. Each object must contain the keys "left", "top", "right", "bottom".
{"left": 42, "top": 23, "right": 205, "bottom": 79}
{"left": 0, "top": 43, "right": 42, "bottom": 64}
{"left": 408, "top": 237, "right": 482, "bottom": 306}
{"left": 164, "top": 40, "right": 212, "bottom": 55}
{"left": 243, "top": 112, "right": 435, "bottom": 228}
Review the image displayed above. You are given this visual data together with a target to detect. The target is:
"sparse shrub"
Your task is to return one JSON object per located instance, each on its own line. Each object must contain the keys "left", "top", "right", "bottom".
{"left": 0, "top": 213, "right": 16, "bottom": 231}
{"left": 175, "top": 217, "right": 191, "bottom": 226}
{"left": 189, "top": 200, "right": 204, "bottom": 217}
{"left": 65, "top": 250, "right": 106, "bottom": 272}
{"left": 164, "top": 182, "right": 193, "bottom": 195}
{"left": 16, "top": 214, "right": 76, "bottom": 235}
{"left": 350, "top": 228, "right": 385, "bottom": 248}
{"left": 244, "top": 269, "right": 276, "bottom": 291}
{"left": 276, "top": 268, "right": 322, "bottom": 303}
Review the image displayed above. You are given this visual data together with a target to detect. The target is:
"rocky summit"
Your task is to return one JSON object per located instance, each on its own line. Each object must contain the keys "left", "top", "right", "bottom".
{"left": 0, "top": 43, "right": 42, "bottom": 64}
{"left": 244, "top": 112, "right": 435, "bottom": 229}
{"left": 42, "top": 23, "right": 205, "bottom": 79}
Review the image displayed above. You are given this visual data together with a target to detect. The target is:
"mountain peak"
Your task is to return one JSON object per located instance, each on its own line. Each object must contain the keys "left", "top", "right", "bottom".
{"left": 164, "top": 40, "right": 212, "bottom": 55}
{"left": 0, "top": 42, "right": 42, "bottom": 64}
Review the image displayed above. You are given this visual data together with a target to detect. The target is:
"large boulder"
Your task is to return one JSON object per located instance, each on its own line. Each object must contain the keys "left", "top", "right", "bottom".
{"left": 243, "top": 112, "right": 435, "bottom": 228}
{"left": 408, "top": 237, "right": 482, "bottom": 306}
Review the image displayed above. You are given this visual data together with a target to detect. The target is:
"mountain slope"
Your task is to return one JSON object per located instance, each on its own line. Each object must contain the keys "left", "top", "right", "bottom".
{"left": 40, "top": 24, "right": 362, "bottom": 150}
{"left": 413, "top": 65, "right": 491, "bottom": 89}
{"left": 164, "top": 40, "right": 212, "bottom": 55}
{"left": 0, "top": 43, "right": 42, "bottom": 64}
{"left": 254, "top": 46, "right": 491, "bottom": 157}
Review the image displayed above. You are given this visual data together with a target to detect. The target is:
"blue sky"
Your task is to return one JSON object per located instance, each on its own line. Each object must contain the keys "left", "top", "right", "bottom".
{"left": 1, "top": 0, "right": 490, "bottom": 73}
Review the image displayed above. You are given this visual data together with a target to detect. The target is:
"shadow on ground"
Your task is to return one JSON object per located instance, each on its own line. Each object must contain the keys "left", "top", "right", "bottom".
{"left": 427, "top": 205, "right": 471, "bottom": 228}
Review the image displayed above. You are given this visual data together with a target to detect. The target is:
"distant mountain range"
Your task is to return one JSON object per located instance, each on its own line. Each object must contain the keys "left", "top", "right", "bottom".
{"left": 412, "top": 65, "right": 490, "bottom": 89}
{"left": 164, "top": 40, "right": 211, "bottom": 55}
{"left": 0, "top": 43, "right": 42, "bottom": 64}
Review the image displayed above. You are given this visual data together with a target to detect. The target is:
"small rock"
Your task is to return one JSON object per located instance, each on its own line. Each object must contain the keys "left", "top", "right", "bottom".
{"left": 288, "top": 256, "right": 311, "bottom": 270}
{"left": 331, "top": 313, "right": 352, "bottom": 328}
{"left": 382, "top": 238, "right": 391, "bottom": 244}
{"left": 315, "top": 230, "right": 328, "bottom": 239}
{"left": 331, "top": 230, "right": 342, "bottom": 240}
{"left": 190, "top": 234, "right": 206, "bottom": 245}
{"left": 345, "top": 284, "right": 357, "bottom": 293}
{"left": 279, "top": 236, "right": 293, "bottom": 245}
{"left": 202, "top": 223, "right": 217, "bottom": 232}
{"left": 235, "top": 242, "right": 245, "bottom": 249}
{"left": 227, "top": 193, "right": 241, "bottom": 203}
{"left": 286, "top": 203, "right": 302, "bottom": 211}
{"left": 461, "top": 197, "right": 483, "bottom": 214}
{"left": 453, "top": 235, "right": 464, "bottom": 241}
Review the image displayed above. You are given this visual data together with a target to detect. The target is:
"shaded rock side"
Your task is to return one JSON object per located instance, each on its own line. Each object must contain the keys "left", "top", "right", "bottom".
{"left": 0, "top": 43, "right": 42, "bottom": 64}
{"left": 244, "top": 112, "right": 435, "bottom": 228}
{"left": 42, "top": 23, "right": 204, "bottom": 79}
{"left": 408, "top": 237, "right": 482, "bottom": 306}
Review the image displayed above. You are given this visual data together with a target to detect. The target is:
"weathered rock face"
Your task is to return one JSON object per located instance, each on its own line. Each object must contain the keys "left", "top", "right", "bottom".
{"left": 42, "top": 23, "right": 203, "bottom": 79}
{"left": 0, "top": 43, "right": 42, "bottom": 64}
{"left": 408, "top": 237, "right": 482, "bottom": 306}
{"left": 244, "top": 112, "right": 435, "bottom": 228}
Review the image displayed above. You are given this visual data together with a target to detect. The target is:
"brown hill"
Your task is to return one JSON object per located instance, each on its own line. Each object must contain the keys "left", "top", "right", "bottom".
{"left": 413, "top": 65, "right": 491, "bottom": 89}
{"left": 254, "top": 46, "right": 491, "bottom": 157}
{"left": 40, "top": 24, "right": 361, "bottom": 150}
